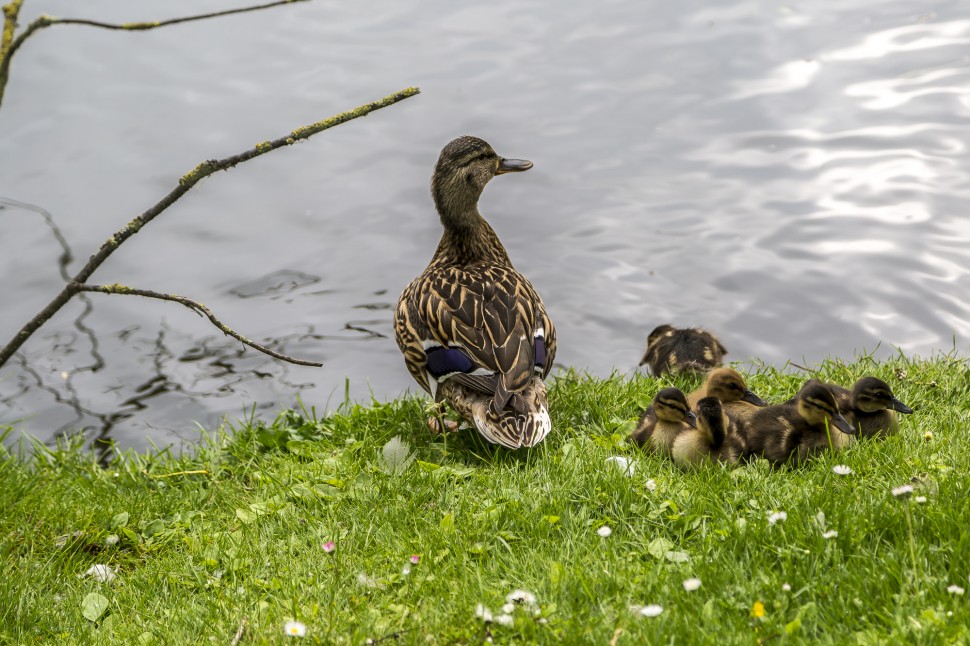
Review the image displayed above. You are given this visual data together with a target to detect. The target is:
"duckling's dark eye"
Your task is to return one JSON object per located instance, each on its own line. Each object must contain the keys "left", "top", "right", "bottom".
{"left": 476, "top": 153, "right": 488, "bottom": 161}
{"left": 465, "top": 171, "right": 474, "bottom": 183}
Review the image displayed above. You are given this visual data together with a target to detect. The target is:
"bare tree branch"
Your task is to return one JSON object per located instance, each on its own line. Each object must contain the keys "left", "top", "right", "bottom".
{"left": 0, "top": 86, "right": 421, "bottom": 369}
{"left": 0, "top": 0, "right": 310, "bottom": 107}
{"left": 73, "top": 283, "right": 323, "bottom": 367}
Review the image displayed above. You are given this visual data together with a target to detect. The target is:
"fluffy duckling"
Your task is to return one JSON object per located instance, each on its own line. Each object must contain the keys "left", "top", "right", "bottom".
{"left": 639, "top": 325, "right": 727, "bottom": 376}
{"left": 394, "top": 136, "right": 556, "bottom": 449}
{"left": 671, "top": 397, "right": 745, "bottom": 469}
{"left": 630, "top": 387, "right": 697, "bottom": 455}
{"left": 687, "top": 367, "right": 767, "bottom": 418}
{"left": 807, "top": 377, "right": 912, "bottom": 439}
{"left": 742, "top": 382, "right": 856, "bottom": 466}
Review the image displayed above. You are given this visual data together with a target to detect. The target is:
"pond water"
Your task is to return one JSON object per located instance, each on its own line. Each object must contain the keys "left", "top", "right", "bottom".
{"left": 1, "top": 0, "right": 968, "bottom": 451}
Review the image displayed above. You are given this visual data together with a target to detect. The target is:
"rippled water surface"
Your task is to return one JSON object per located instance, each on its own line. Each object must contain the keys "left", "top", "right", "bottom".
{"left": 2, "top": 0, "right": 968, "bottom": 449}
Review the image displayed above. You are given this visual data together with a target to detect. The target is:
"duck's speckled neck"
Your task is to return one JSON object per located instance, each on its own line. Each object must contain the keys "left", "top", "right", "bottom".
{"left": 430, "top": 169, "right": 512, "bottom": 267}
{"left": 430, "top": 219, "right": 513, "bottom": 268}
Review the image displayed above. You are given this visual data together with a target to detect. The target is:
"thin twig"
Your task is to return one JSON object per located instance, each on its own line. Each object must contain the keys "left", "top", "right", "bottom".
{"left": 230, "top": 617, "right": 247, "bottom": 646}
{"left": 0, "top": 0, "right": 309, "bottom": 106}
{"left": 76, "top": 283, "right": 323, "bottom": 367}
{"left": 0, "top": 86, "right": 419, "bottom": 369}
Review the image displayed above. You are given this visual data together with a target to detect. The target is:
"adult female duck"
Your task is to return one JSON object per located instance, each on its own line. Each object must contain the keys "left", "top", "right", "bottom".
{"left": 394, "top": 136, "right": 556, "bottom": 449}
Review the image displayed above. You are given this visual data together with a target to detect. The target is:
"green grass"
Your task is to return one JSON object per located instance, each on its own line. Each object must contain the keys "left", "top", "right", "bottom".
{"left": 2, "top": 352, "right": 970, "bottom": 644}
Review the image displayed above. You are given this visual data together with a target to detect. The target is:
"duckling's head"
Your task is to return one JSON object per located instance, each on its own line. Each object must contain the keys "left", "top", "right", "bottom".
{"left": 431, "top": 136, "right": 532, "bottom": 227}
{"left": 851, "top": 376, "right": 913, "bottom": 414}
{"left": 653, "top": 387, "right": 697, "bottom": 427}
{"left": 795, "top": 383, "right": 855, "bottom": 434}
{"left": 705, "top": 368, "right": 767, "bottom": 406}
{"left": 639, "top": 324, "right": 675, "bottom": 366}
{"left": 696, "top": 396, "right": 728, "bottom": 437}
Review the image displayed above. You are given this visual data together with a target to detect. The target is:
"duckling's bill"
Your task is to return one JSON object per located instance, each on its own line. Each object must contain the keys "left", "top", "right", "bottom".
{"left": 742, "top": 389, "right": 767, "bottom": 406}
{"left": 891, "top": 398, "right": 913, "bottom": 414}
{"left": 497, "top": 158, "right": 533, "bottom": 174}
{"left": 831, "top": 413, "right": 856, "bottom": 435}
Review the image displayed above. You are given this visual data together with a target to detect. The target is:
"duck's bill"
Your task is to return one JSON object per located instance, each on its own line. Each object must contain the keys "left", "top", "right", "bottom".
{"left": 742, "top": 389, "right": 768, "bottom": 406}
{"left": 891, "top": 398, "right": 913, "bottom": 414}
{"left": 497, "top": 158, "right": 533, "bottom": 174}
{"left": 685, "top": 410, "right": 698, "bottom": 429}
{"left": 831, "top": 414, "right": 856, "bottom": 435}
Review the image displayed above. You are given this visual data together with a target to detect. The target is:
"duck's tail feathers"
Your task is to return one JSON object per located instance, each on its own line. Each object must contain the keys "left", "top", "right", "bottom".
{"left": 473, "top": 400, "right": 551, "bottom": 449}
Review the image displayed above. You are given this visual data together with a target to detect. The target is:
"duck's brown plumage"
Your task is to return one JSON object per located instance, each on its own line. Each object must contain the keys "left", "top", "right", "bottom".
{"left": 741, "top": 382, "right": 856, "bottom": 466}
{"left": 630, "top": 387, "right": 697, "bottom": 456}
{"left": 394, "top": 136, "right": 556, "bottom": 449}
{"left": 687, "top": 367, "right": 767, "bottom": 418}
{"left": 640, "top": 325, "right": 727, "bottom": 376}
{"left": 790, "top": 377, "right": 912, "bottom": 439}
{"left": 671, "top": 397, "right": 745, "bottom": 469}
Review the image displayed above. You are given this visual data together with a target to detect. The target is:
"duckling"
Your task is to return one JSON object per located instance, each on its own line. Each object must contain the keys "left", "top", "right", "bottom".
{"left": 671, "top": 397, "right": 745, "bottom": 469}
{"left": 639, "top": 325, "right": 727, "bottom": 376}
{"left": 630, "top": 387, "right": 697, "bottom": 455}
{"left": 394, "top": 136, "right": 556, "bottom": 449}
{"left": 687, "top": 367, "right": 767, "bottom": 418}
{"left": 742, "top": 382, "right": 856, "bottom": 466}
{"left": 802, "top": 376, "right": 912, "bottom": 439}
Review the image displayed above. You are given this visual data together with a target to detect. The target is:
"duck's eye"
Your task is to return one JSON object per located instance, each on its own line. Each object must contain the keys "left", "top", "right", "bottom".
{"left": 465, "top": 171, "right": 474, "bottom": 183}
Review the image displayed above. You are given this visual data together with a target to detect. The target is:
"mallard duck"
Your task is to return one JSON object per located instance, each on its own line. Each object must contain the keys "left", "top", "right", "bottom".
{"left": 630, "top": 387, "right": 697, "bottom": 455}
{"left": 793, "top": 377, "right": 912, "bottom": 439}
{"left": 686, "top": 367, "right": 767, "bottom": 417}
{"left": 742, "top": 382, "right": 856, "bottom": 466}
{"left": 394, "top": 136, "right": 556, "bottom": 450}
{"left": 639, "top": 325, "right": 727, "bottom": 376}
{"left": 671, "top": 396, "right": 744, "bottom": 469}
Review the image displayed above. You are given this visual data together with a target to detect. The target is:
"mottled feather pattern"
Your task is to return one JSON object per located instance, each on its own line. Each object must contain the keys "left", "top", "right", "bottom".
{"left": 394, "top": 136, "right": 555, "bottom": 449}
{"left": 395, "top": 262, "right": 556, "bottom": 405}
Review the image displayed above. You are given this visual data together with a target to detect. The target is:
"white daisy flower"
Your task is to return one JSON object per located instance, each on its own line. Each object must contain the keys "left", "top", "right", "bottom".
{"left": 822, "top": 530, "right": 838, "bottom": 539}
{"left": 502, "top": 603, "right": 515, "bottom": 614}
{"left": 506, "top": 589, "right": 537, "bottom": 605}
{"left": 597, "top": 525, "right": 612, "bottom": 538}
{"left": 767, "top": 511, "right": 787, "bottom": 525}
{"left": 495, "top": 614, "right": 514, "bottom": 627}
{"left": 401, "top": 565, "right": 411, "bottom": 576}
{"left": 105, "top": 534, "right": 119, "bottom": 546}
{"left": 83, "top": 564, "right": 116, "bottom": 583}
{"left": 645, "top": 479, "right": 657, "bottom": 492}
{"left": 682, "top": 578, "right": 701, "bottom": 592}
{"left": 782, "top": 583, "right": 792, "bottom": 592}
{"left": 475, "top": 604, "right": 493, "bottom": 623}
{"left": 283, "top": 621, "right": 306, "bottom": 637}
{"left": 605, "top": 456, "right": 635, "bottom": 476}
{"left": 947, "top": 585, "right": 965, "bottom": 595}
{"left": 892, "top": 484, "right": 914, "bottom": 499}
{"left": 832, "top": 465, "right": 852, "bottom": 476}
{"left": 915, "top": 496, "right": 927, "bottom": 503}
{"left": 640, "top": 604, "right": 663, "bottom": 617}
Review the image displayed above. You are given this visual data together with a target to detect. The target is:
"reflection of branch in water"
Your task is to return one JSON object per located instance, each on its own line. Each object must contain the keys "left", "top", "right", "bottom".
{"left": 0, "top": 197, "right": 106, "bottom": 376}
{"left": 0, "top": 196, "right": 73, "bottom": 276}
{"left": 344, "top": 321, "right": 389, "bottom": 339}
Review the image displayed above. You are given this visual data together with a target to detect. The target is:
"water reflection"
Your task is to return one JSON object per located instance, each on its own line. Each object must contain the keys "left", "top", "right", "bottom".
{"left": 1, "top": 0, "right": 969, "bottom": 450}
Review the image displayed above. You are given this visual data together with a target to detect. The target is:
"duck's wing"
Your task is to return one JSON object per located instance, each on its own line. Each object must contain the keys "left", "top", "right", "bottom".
{"left": 395, "top": 264, "right": 551, "bottom": 412}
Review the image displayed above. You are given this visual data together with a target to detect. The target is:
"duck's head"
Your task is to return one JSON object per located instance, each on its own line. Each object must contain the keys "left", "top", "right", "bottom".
{"left": 653, "top": 387, "right": 697, "bottom": 427}
{"left": 851, "top": 376, "right": 913, "bottom": 414}
{"left": 705, "top": 368, "right": 767, "bottom": 406}
{"left": 795, "top": 383, "right": 855, "bottom": 434}
{"left": 431, "top": 136, "right": 532, "bottom": 226}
